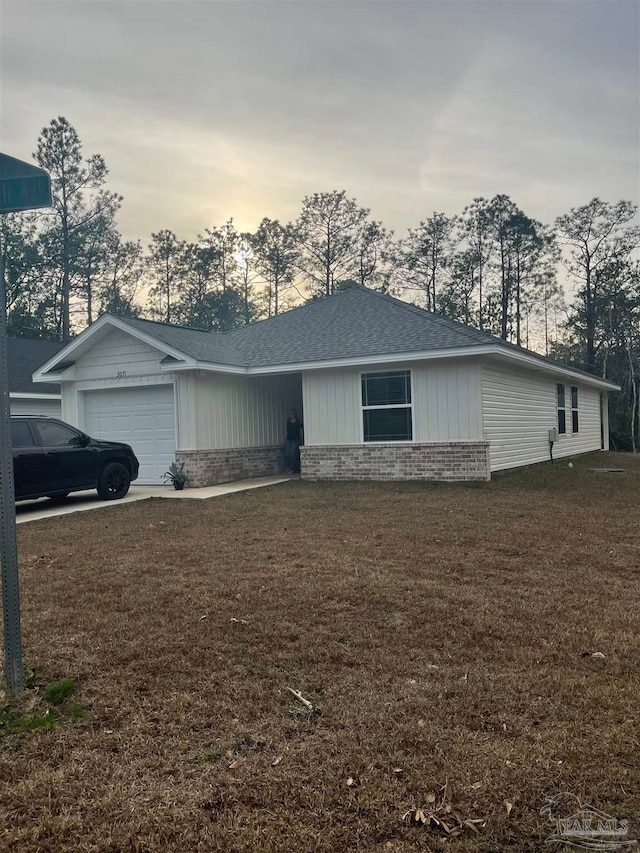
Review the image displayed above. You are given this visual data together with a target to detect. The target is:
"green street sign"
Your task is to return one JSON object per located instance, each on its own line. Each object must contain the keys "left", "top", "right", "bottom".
{"left": 0, "top": 154, "right": 52, "bottom": 213}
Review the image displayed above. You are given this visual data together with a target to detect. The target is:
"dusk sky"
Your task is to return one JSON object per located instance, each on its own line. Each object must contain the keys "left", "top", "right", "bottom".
{"left": 2, "top": 0, "right": 638, "bottom": 242}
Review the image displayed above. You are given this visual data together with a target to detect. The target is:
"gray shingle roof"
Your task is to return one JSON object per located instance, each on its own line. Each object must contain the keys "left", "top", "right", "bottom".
{"left": 116, "top": 288, "right": 500, "bottom": 368}
{"left": 8, "top": 338, "right": 64, "bottom": 394}
{"left": 120, "top": 317, "right": 247, "bottom": 366}
{"left": 225, "top": 287, "right": 498, "bottom": 366}
{"left": 97, "top": 288, "right": 611, "bottom": 387}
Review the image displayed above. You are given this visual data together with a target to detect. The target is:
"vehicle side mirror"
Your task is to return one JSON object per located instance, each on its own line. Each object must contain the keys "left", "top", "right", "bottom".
{"left": 79, "top": 433, "right": 91, "bottom": 447}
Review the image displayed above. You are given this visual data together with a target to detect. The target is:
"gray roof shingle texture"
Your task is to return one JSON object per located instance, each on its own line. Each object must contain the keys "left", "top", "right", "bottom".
{"left": 111, "top": 287, "right": 606, "bottom": 384}
{"left": 226, "top": 288, "right": 497, "bottom": 366}
{"left": 122, "top": 318, "right": 247, "bottom": 366}
{"left": 120, "top": 288, "right": 500, "bottom": 368}
{"left": 9, "top": 338, "right": 64, "bottom": 394}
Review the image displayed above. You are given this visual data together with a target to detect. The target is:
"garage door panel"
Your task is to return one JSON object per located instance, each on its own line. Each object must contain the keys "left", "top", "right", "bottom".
{"left": 83, "top": 386, "right": 176, "bottom": 484}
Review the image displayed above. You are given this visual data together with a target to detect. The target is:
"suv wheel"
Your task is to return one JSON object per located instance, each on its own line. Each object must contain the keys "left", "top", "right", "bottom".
{"left": 97, "top": 463, "right": 131, "bottom": 500}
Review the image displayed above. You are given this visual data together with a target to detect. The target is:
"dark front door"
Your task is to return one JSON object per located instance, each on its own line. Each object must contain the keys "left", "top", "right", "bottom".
{"left": 32, "top": 419, "right": 99, "bottom": 493}
{"left": 11, "top": 420, "right": 45, "bottom": 499}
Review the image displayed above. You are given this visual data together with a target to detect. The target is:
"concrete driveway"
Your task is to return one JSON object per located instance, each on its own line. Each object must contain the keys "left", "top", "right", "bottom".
{"left": 15, "top": 476, "right": 295, "bottom": 524}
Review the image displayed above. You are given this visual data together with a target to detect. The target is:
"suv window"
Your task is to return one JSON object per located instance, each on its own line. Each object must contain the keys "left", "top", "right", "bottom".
{"left": 10, "top": 421, "right": 34, "bottom": 447}
{"left": 35, "top": 421, "right": 84, "bottom": 447}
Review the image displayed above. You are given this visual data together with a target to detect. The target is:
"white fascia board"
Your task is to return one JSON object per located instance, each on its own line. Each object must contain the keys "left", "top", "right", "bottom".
{"left": 160, "top": 343, "right": 619, "bottom": 391}
{"left": 162, "top": 361, "right": 248, "bottom": 376}
{"left": 10, "top": 392, "right": 62, "bottom": 400}
{"left": 247, "top": 346, "right": 619, "bottom": 390}
{"left": 489, "top": 347, "right": 620, "bottom": 391}
{"left": 32, "top": 314, "right": 197, "bottom": 383}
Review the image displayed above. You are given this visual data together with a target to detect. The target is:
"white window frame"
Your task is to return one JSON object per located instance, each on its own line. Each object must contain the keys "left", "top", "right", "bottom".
{"left": 360, "top": 369, "right": 414, "bottom": 444}
{"left": 571, "top": 385, "right": 579, "bottom": 434}
{"left": 557, "top": 382, "right": 567, "bottom": 435}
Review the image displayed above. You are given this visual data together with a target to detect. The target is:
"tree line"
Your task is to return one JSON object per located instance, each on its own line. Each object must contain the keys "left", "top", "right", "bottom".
{"left": 1, "top": 117, "right": 639, "bottom": 450}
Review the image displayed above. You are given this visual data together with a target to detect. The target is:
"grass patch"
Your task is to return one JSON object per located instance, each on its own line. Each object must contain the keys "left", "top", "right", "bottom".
{"left": 0, "top": 675, "right": 85, "bottom": 738}
{"left": 2, "top": 450, "right": 638, "bottom": 852}
{"left": 43, "top": 677, "right": 77, "bottom": 705}
{"left": 0, "top": 707, "right": 59, "bottom": 735}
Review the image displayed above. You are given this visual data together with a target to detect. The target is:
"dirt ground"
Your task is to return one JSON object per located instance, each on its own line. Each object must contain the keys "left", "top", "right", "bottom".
{"left": 0, "top": 451, "right": 639, "bottom": 852}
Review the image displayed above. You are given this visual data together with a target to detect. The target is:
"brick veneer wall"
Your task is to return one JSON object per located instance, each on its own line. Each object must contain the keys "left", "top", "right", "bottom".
{"left": 176, "top": 446, "right": 284, "bottom": 488}
{"left": 300, "top": 442, "right": 490, "bottom": 482}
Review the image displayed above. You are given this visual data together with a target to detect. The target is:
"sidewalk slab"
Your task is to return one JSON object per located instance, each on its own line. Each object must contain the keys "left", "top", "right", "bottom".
{"left": 16, "top": 476, "right": 296, "bottom": 524}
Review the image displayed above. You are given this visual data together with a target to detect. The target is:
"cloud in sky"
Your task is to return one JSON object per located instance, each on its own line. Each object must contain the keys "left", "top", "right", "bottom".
{"left": 1, "top": 0, "right": 638, "bottom": 241}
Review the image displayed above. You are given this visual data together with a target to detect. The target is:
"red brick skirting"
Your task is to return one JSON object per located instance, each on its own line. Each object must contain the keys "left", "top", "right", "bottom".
{"left": 300, "top": 443, "right": 490, "bottom": 482}
{"left": 176, "top": 446, "right": 284, "bottom": 488}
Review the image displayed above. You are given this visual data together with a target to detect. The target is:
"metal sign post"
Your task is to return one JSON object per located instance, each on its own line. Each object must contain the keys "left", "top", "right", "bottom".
{"left": 0, "top": 153, "right": 51, "bottom": 697}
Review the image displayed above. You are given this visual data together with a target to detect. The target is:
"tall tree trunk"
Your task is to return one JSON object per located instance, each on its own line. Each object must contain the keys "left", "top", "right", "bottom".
{"left": 584, "top": 257, "right": 596, "bottom": 373}
{"left": 629, "top": 342, "right": 637, "bottom": 452}
{"left": 61, "top": 215, "right": 71, "bottom": 341}
{"left": 500, "top": 240, "right": 508, "bottom": 341}
{"left": 325, "top": 221, "right": 331, "bottom": 296}
{"left": 515, "top": 253, "right": 522, "bottom": 347}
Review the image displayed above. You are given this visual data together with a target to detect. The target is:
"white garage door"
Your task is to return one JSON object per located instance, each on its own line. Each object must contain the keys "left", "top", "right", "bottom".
{"left": 83, "top": 385, "right": 176, "bottom": 484}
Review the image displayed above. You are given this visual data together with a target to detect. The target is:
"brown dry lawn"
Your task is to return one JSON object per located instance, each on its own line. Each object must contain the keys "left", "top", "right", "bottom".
{"left": 1, "top": 452, "right": 639, "bottom": 852}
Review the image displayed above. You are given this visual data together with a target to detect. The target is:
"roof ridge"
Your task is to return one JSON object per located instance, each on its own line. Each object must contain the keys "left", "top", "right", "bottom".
{"left": 116, "top": 314, "right": 211, "bottom": 334}
{"left": 223, "top": 288, "right": 361, "bottom": 336}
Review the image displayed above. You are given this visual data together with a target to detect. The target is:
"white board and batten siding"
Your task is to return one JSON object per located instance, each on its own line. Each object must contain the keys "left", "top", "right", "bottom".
{"left": 177, "top": 371, "right": 302, "bottom": 450}
{"left": 302, "top": 359, "right": 483, "bottom": 445}
{"left": 60, "top": 328, "right": 178, "bottom": 484}
{"left": 482, "top": 361, "right": 602, "bottom": 471}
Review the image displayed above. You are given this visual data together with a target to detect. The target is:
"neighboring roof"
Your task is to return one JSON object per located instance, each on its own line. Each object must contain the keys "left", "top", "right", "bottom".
{"left": 8, "top": 337, "right": 63, "bottom": 395}
{"left": 33, "top": 288, "right": 619, "bottom": 391}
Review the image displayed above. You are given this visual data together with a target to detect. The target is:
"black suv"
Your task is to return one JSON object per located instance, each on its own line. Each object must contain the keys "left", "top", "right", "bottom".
{"left": 11, "top": 416, "right": 139, "bottom": 501}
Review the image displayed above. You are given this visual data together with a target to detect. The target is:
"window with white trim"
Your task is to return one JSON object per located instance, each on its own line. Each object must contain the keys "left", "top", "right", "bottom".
{"left": 571, "top": 386, "right": 579, "bottom": 433}
{"left": 557, "top": 383, "right": 566, "bottom": 435}
{"left": 361, "top": 370, "right": 412, "bottom": 442}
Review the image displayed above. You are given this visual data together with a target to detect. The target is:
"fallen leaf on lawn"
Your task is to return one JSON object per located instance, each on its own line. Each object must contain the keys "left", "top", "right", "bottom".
{"left": 392, "top": 767, "right": 404, "bottom": 777}
{"left": 591, "top": 651, "right": 606, "bottom": 658}
{"left": 470, "top": 781, "right": 482, "bottom": 790}
{"left": 505, "top": 800, "right": 514, "bottom": 816}
{"left": 346, "top": 776, "right": 360, "bottom": 787}
{"left": 417, "top": 718, "right": 425, "bottom": 727}
{"left": 228, "top": 758, "right": 243, "bottom": 770}
{"left": 443, "top": 778, "right": 454, "bottom": 801}
{"left": 271, "top": 755, "right": 282, "bottom": 766}
{"left": 426, "top": 792, "right": 436, "bottom": 804}
{"left": 199, "top": 615, "right": 208, "bottom": 620}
